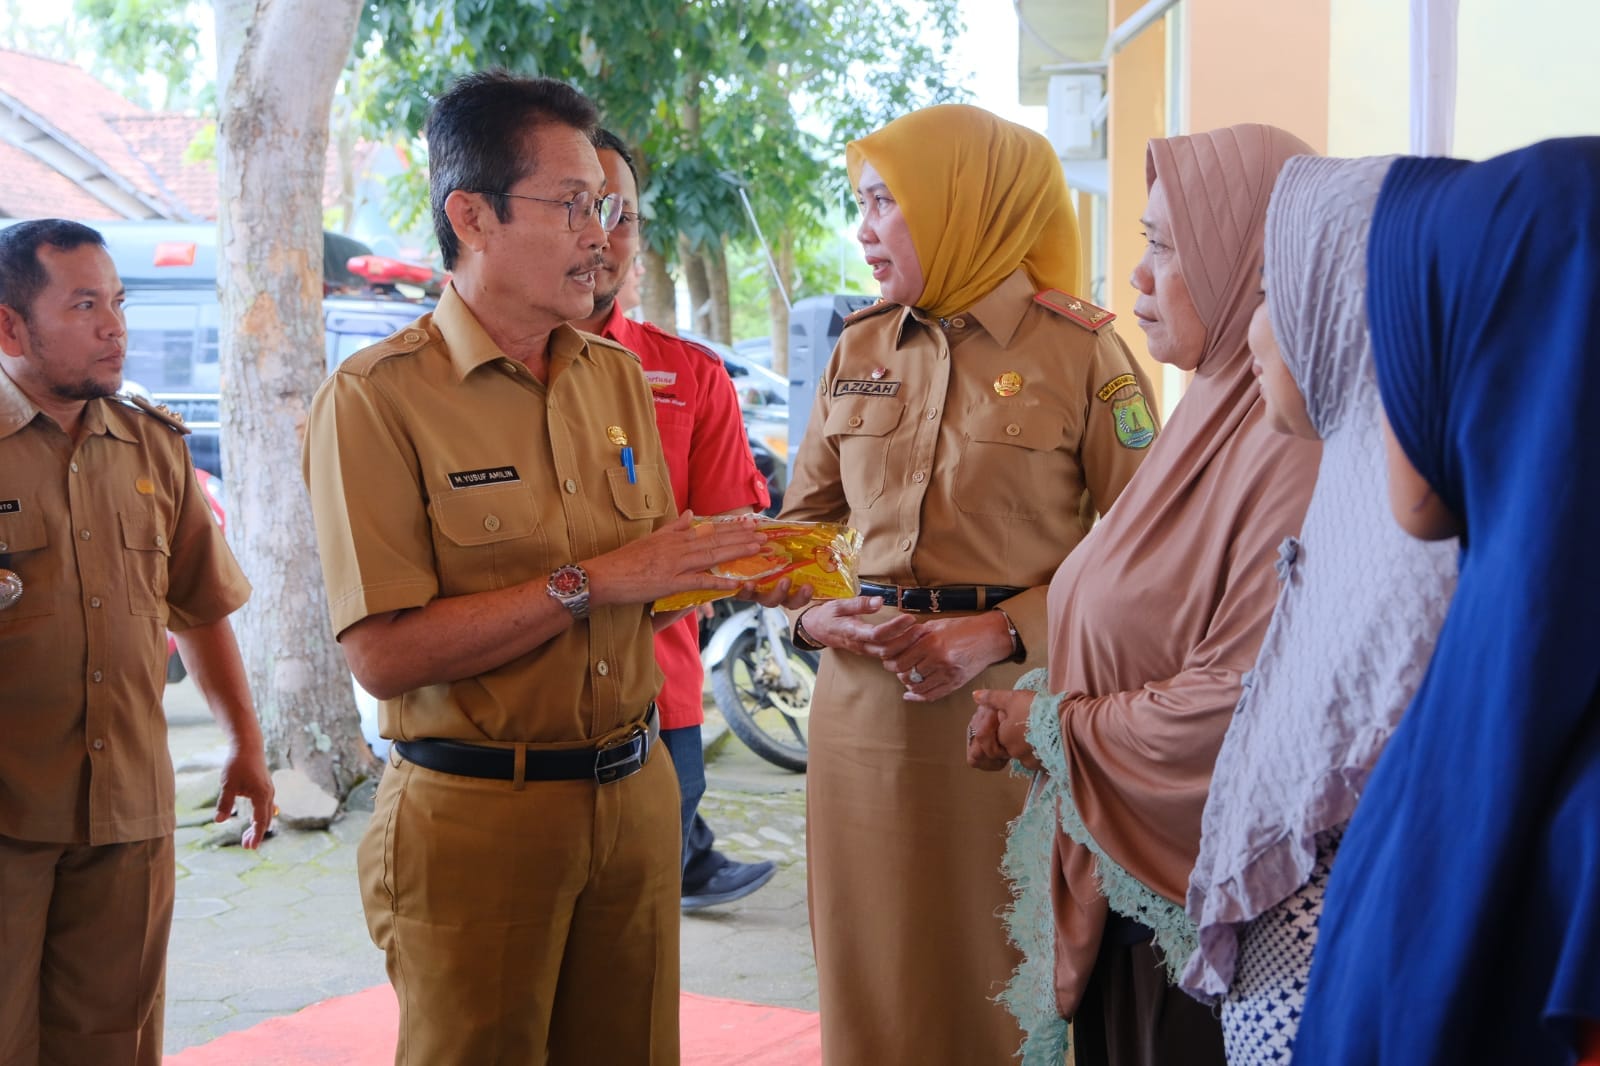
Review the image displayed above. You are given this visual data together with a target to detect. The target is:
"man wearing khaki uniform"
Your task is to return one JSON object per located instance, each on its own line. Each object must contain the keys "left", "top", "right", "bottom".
{"left": 0, "top": 219, "right": 273, "bottom": 1066}
{"left": 302, "top": 74, "right": 781, "bottom": 1065}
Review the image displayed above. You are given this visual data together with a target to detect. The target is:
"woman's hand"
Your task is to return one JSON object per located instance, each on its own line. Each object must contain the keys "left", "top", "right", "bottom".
{"left": 882, "top": 613, "right": 1015, "bottom": 703}
{"left": 585, "top": 512, "right": 765, "bottom": 608}
{"left": 795, "top": 596, "right": 919, "bottom": 657}
{"left": 971, "top": 688, "right": 1041, "bottom": 771}
{"left": 965, "top": 700, "right": 1009, "bottom": 771}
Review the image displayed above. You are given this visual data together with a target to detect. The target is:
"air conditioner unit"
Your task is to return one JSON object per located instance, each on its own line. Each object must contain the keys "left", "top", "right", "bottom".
{"left": 1047, "top": 74, "right": 1106, "bottom": 161}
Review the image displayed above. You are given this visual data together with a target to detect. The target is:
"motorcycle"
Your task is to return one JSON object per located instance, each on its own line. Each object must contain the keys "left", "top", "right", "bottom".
{"left": 699, "top": 598, "right": 817, "bottom": 774}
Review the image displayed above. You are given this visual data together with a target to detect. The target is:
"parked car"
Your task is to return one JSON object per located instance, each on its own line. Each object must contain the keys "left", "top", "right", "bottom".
{"left": 732, "top": 336, "right": 774, "bottom": 368}
{"left": 16, "top": 220, "right": 439, "bottom": 477}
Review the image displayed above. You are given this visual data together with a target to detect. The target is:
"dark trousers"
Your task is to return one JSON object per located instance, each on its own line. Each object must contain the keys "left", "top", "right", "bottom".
{"left": 659, "top": 725, "right": 722, "bottom": 884}
{"left": 1073, "top": 922, "right": 1226, "bottom": 1066}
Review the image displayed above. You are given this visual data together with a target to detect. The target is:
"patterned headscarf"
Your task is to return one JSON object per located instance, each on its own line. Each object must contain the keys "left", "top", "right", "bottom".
{"left": 1298, "top": 138, "right": 1600, "bottom": 1065}
{"left": 1182, "top": 154, "right": 1459, "bottom": 1000}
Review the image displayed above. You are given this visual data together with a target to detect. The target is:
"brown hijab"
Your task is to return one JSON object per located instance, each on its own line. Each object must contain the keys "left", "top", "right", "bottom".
{"left": 1040, "top": 124, "right": 1321, "bottom": 1014}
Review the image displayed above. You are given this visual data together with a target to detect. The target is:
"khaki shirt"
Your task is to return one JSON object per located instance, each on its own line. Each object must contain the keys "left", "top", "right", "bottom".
{"left": 0, "top": 369, "right": 250, "bottom": 845}
{"left": 303, "top": 285, "right": 674, "bottom": 745}
{"left": 780, "top": 268, "right": 1157, "bottom": 653}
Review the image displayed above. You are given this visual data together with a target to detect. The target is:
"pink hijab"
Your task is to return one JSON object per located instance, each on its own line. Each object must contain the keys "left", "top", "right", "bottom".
{"left": 1037, "top": 124, "right": 1322, "bottom": 1015}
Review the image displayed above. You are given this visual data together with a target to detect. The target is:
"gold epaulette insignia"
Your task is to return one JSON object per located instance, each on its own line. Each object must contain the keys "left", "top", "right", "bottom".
{"left": 1034, "top": 290, "right": 1116, "bottom": 331}
{"left": 119, "top": 393, "right": 191, "bottom": 435}
{"left": 842, "top": 300, "right": 896, "bottom": 327}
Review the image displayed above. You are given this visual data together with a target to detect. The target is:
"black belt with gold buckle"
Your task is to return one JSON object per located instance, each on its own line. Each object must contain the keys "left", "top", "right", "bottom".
{"left": 858, "top": 581, "right": 1026, "bottom": 614}
{"left": 395, "top": 703, "right": 658, "bottom": 785}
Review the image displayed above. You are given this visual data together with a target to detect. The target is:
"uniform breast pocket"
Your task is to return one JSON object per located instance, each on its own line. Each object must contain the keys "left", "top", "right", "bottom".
{"left": 954, "top": 404, "right": 1067, "bottom": 520}
{"left": 605, "top": 463, "right": 670, "bottom": 546}
{"left": 0, "top": 509, "right": 55, "bottom": 623}
{"left": 119, "top": 510, "right": 172, "bottom": 618}
{"left": 430, "top": 485, "right": 546, "bottom": 592}
{"left": 823, "top": 399, "right": 904, "bottom": 509}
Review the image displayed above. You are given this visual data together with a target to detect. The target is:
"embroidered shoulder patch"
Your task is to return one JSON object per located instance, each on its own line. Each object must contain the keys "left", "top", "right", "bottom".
{"left": 1033, "top": 289, "right": 1115, "bottom": 330}
{"left": 1096, "top": 374, "right": 1155, "bottom": 450}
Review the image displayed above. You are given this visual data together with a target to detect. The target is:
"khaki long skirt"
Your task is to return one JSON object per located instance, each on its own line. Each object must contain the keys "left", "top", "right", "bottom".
{"left": 806, "top": 637, "right": 1030, "bottom": 1066}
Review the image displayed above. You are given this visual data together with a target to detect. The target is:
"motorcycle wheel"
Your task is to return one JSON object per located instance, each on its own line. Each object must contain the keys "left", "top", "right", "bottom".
{"left": 711, "top": 628, "right": 817, "bottom": 773}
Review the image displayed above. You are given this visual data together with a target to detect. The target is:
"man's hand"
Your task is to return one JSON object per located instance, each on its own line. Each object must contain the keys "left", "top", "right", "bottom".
{"left": 737, "top": 576, "right": 815, "bottom": 611}
{"left": 218, "top": 746, "right": 275, "bottom": 849}
{"left": 586, "top": 511, "right": 766, "bottom": 607}
{"left": 970, "top": 688, "right": 1041, "bottom": 771}
{"left": 173, "top": 618, "right": 276, "bottom": 848}
{"left": 882, "top": 612, "right": 1015, "bottom": 703}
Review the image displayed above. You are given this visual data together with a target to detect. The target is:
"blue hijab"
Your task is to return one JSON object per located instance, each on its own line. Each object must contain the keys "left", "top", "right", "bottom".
{"left": 1296, "top": 138, "right": 1600, "bottom": 1064}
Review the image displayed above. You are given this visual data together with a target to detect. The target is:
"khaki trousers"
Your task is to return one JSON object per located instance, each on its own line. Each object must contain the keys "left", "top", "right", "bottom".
{"left": 362, "top": 744, "right": 681, "bottom": 1066}
{"left": 0, "top": 834, "right": 174, "bottom": 1066}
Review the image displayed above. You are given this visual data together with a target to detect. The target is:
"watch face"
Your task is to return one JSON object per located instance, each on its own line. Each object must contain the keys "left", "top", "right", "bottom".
{"left": 551, "top": 567, "right": 585, "bottom": 596}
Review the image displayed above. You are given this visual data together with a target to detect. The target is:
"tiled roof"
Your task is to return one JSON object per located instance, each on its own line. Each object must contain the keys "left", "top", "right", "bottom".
{"left": 0, "top": 48, "right": 363, "bottom": 222}
{"left": 0, "top": 139, "right": 119, "bottom": 220}
{"left": 0, "top": 49, "right": 182, "bottom": 216}
{"left": 105, "top": 114, "right": 217, "bottom": 220}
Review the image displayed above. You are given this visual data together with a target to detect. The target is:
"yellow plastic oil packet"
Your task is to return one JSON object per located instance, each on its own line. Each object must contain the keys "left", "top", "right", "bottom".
{"left": 652, "top": 516, "right": 863, "bottom": 612}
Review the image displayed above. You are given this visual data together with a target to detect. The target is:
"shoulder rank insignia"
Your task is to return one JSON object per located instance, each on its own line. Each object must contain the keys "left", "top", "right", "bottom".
{"left": 1034, "top": 289, "right": 1115, "bottom": 331}
{"left": 842, "top": 299, "right": 896, "bottom": 328}
{"left": 117, "top": 393, "right": 191, "bottom": 435}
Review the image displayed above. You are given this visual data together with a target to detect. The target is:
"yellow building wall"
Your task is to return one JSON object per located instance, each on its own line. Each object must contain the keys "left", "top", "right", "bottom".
{"left": 1453, "top": 0, "right": 1600, "bottom": 158}
{"left": 1105, "top": 0, "right": 1169, "bottom": 406}
{"left": 1184, "top": 0, "right": 1332, "bottom": 151}
{"left": 1326, "top": 0, "right": 1410, "bottom": 156}
{"left": 1329, "top": 0, "right": 1600, "bottom": 159}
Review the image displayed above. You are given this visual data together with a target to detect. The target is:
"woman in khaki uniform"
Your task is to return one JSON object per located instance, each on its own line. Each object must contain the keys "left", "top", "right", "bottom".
{"left": 779, "top": 104, "right": 1157, "bottom": 1065}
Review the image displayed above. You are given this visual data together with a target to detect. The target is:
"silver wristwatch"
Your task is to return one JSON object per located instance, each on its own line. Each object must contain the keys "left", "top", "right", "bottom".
{"left": 547, "top": 564, "right": 591, "bottom": 619}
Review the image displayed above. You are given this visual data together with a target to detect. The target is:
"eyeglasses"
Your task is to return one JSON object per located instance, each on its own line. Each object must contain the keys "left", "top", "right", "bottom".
{"left": 466, "top": 188, "right": 624, "bottom": 233}
{"left": 615, "top": 211, "right": 648, "bottom": 235}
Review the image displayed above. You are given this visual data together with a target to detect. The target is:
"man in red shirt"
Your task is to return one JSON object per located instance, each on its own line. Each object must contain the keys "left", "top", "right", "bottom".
{"left": 573, "top": 129, "right": 777, "bottom": 908}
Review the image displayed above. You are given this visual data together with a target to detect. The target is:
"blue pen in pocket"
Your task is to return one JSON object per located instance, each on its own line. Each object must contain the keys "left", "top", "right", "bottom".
{"left": 606, "top": 425, "right": 637, "bottom": 484}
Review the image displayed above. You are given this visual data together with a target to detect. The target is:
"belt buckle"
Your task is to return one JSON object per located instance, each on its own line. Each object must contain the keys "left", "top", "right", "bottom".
{"left": 927, "top": 587, "right": 942, "bottom": 613}
{"left": 594, "top": 724, "right": 647, "bottom": 785}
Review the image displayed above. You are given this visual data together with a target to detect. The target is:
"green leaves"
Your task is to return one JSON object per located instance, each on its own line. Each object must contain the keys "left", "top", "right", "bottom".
{"left": 353, "top": 0, "right": 966, "bottom": 275}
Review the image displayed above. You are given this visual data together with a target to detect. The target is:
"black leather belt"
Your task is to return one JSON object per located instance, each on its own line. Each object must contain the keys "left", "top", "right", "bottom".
{"left": 395, "top": 704, "right": 658, "bottom": 785}
{"left": 859, "top": 581, "right": 1026, "bottom": 614}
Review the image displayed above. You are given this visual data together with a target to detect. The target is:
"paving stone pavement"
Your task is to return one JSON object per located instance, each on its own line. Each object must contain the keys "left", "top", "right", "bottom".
{"left": 161, "top": 680, "right": 815, "bottom": 1053}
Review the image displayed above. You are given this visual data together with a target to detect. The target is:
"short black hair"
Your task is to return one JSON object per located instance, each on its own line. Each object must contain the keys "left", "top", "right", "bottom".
{"left": 0, "top": 219, "right": 106, "bottom": 321}
{"left": 592, "top": 128, "right": 639, "bottom": 193}
{"left": 425, "top": 71, "right": 600, "bottom": 269}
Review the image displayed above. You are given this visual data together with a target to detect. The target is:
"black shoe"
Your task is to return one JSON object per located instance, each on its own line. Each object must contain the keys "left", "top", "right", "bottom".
{"left": 680, "top": 858, "right": 777, "bottom": 911}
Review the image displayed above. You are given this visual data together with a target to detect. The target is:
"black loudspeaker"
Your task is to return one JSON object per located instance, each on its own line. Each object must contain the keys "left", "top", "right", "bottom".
{"left": 785, "top": 293, "right": 879, "bottom": 456}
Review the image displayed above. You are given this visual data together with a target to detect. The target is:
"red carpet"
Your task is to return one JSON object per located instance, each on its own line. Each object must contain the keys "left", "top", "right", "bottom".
{"left": 164, "top": 985, "right": 821, "bottom": 1065}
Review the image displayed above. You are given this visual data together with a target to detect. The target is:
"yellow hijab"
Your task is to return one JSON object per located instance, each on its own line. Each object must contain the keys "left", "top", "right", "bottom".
{"left": 846, "top": 103, "right": 1082, "bottom": 319}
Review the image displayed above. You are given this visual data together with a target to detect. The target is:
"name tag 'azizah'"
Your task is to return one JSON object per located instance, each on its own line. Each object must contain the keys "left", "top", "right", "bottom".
{"left": 833, "top": 379, "right": 901, "bottom": 397}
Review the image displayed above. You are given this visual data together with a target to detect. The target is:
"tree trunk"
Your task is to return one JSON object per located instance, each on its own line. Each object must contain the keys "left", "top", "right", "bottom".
{"left": 768, "top": 231, "right": 794, "bottom": 375}
{"left": 333, "top": 92, "right": 358, "bottom": 234}
{"left": 641, "top": 246, "right": 676, "bottom": 332}
{"left": 704, "top": 237, "right": 731, "bottom": 345}
{"left": 215, "top": 0, "right": 374, "bottom": 800}
{"left": 681, "top": 236, "right": 712, "bottom": 336}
